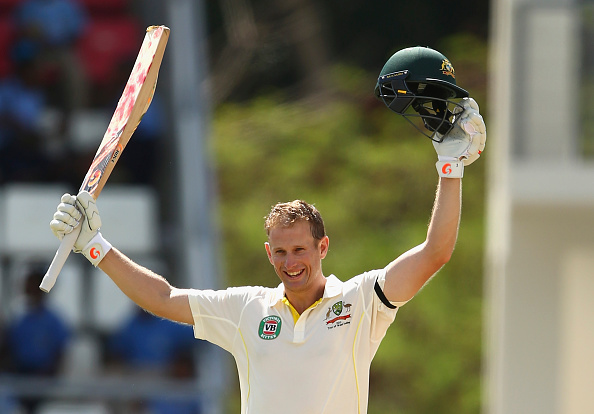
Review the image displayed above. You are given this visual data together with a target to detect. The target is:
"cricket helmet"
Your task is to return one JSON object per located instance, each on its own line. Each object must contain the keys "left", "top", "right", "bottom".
{"left": 375, "top": 46, "right": 469, "bottom": 141}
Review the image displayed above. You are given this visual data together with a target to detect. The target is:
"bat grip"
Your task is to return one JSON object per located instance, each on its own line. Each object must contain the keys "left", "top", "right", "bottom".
{"left": 39, "top": 224, "right": 82, "bottom": 292}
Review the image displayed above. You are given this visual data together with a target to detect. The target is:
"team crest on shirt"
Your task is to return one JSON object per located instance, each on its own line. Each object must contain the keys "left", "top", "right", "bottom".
{"left": 324, "top": 301, "right": 352, "bottom": 329}
{"left": 259, "top": 315, "right": 282, "bottom": 340}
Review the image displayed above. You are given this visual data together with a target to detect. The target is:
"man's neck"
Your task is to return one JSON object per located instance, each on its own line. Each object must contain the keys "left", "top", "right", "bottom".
{"left": 285, "top": 278, "right": 327, "bottom": 315}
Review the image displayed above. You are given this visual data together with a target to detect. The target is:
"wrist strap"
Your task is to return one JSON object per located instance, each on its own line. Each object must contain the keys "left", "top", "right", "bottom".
{"left": 81, "top": 232, "right": 112, "bottom": 266}
{"left": 436, "top": 158, "right": 464, "bottom": 178}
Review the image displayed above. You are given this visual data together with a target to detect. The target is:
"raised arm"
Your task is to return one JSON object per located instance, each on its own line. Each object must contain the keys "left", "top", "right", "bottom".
{"left": 383, "top": 97, "right": 486, "bottom": 303}
{"left": 98, "top": 249, "right": 194, "bottom": 324}
{"left": 49, "top": 192, "right": 194, "bottom": 325}
{"left": 383, "top": 177, "right": 461, "bottom": 303}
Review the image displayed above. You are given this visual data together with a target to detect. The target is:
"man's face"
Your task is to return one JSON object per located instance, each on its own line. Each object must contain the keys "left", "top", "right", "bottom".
{"left": 265, "top": 220, "right": 329, "bottom": 296}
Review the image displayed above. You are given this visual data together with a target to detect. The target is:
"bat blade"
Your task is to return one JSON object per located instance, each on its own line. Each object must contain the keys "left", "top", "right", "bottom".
{"left": 82, "top": 25, "right": 169, "bottom": 198}
{"left": 40, "top": 25, "right": 170, "bottom": 293}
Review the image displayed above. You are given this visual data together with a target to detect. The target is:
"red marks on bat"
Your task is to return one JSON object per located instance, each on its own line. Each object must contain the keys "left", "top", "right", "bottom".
{"left": 135, "top": 70, "right": 147, "bottom": 85}
{"left": 152, "top": 26, "right": 163, "bottom": 38}
{"left": 108, "top": 60, "right": 150, "bottom": 134}
{"left": 146, "top": 26, "right": 163, "bottom": 49}
{"left": 79, "top": 26, "right": 168, "bottom": 196}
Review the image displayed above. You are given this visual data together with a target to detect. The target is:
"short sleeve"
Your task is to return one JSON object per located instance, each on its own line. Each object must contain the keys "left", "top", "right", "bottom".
{"left": 187, "top": 286, "right": 264, "bottom": 352}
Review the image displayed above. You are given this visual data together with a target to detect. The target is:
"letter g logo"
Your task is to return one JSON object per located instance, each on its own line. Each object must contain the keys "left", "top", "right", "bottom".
{"left": 442, "top": 163, "right": 452, "bottom": 175}
{"left": 90, "top": 247, "right": 100, "bottom": 260}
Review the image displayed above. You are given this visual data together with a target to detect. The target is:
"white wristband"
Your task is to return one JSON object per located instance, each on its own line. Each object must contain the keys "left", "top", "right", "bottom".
{"left": 436, "top": 157, "right": 464, "bottom": 178}
{"left": 81, "top": 232, "right": 112, "bottom": 266}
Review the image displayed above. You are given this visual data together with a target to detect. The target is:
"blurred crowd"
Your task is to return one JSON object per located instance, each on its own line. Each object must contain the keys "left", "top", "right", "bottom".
{"left": 0, "top": 265, "right": 202, "bottom": 414}
{"left": 0, "top": 0, "right": 166, "bottom": 188}
{"left": 0, "top": 1, "right": 192, "bottom": 413}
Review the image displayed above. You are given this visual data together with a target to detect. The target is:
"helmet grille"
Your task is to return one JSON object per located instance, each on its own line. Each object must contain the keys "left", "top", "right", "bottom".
{"left": 376, "top": 72, "right": 464, "bottom": 142}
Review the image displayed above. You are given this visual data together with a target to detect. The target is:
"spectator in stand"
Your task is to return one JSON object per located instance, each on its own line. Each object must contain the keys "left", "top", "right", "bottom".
{"left": 0, "top": 41, "right": 49, "bottom": 183}
{"left": 145, "top": 351, "right": 202, "bottom": 414}
{"left": 0, "top": 319, "right": 20, "bottom": 414}
{"left": 122, "top": 92, "right": 166, "bottom": 185}
{"left": 0, "top": 266, "right": 71, "bottom": 413}
{"left": 107, "top": 307, "right": 196, "bottom": 374}
{"left": 0, "top": 387, "right": 21, "bottom": 414}
{"left": 106, "top": 308, "right": 199, "bottom": 413}
{"left": 12, "top": 0, "right": 88, "bottom": 110}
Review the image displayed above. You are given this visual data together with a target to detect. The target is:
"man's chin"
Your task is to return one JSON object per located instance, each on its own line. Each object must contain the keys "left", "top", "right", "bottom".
{"left": 282, "top": 274, "right": 308, "bottom": 290}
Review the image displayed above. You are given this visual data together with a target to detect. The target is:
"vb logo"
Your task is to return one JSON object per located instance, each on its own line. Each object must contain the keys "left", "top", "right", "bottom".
{"left": 442, "top": 163, "right": 452, "bottom": 175}
{"left": 258, "top": 315, "right": 281, "bottom": 340}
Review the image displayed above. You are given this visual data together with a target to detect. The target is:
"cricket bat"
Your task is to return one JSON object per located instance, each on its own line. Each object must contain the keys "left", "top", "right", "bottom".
{"left": 40, "top": 25, "right": 170, "bottom": 292}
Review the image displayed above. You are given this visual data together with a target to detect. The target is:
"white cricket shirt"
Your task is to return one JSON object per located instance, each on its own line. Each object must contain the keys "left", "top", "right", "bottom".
{"left": 188, "top": 269, "right": 404, "bottom": 414}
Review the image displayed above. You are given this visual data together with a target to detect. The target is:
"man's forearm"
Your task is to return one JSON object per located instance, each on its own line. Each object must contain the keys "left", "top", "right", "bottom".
{"left": 426, "top": 177, "right": 462, "bottom": 264}
{"left": 98, "top": 248, "right": 180, "bottom": 319}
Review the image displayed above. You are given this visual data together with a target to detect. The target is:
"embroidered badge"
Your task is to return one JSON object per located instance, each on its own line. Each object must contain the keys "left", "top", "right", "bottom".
{"left": 259, "top": 315, "right": 282, "bottom": 340}
{"left": 441, "top": 58, "right": 456, "bottom": 79}
{"left": 325, "top": 301, "right": 352, "bottom": 329}
{"left": 332, "top": 301, "right": 343, "bottom": 316}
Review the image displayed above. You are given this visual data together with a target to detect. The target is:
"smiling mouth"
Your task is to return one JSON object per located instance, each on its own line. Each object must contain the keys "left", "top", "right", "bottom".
{"left": 285, "top": 269, "right": 304, "bottom": 278}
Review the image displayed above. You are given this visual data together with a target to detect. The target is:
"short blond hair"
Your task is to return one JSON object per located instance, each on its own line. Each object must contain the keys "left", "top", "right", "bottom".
{"left": 264, "top": 200, "right": 326, "bottom": 241}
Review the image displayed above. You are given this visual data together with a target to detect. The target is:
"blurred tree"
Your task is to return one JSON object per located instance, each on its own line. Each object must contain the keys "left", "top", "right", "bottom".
{"left": 205, "top": 0, "right": 489, "bottom": 103}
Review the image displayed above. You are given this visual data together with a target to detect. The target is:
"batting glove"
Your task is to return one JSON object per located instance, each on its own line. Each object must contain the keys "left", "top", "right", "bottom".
{"left": 50, "top": 191, "right": 112, "bottom": 266}
{"left": 433, "top": 97, "right": 486, "bottom": 178}
{"left": 50, "top": 193, "right": 82, "bottom": 239}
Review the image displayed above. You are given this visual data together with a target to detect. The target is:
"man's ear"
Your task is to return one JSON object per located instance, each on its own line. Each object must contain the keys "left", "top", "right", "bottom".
{"left": 319, "top": 236, "right": 329, "bottom": 259}
{"left": 264, "top": 242, "right": 273, "bottom": 265}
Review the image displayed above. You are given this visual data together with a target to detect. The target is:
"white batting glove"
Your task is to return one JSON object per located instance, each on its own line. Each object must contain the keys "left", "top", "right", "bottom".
{"left": 433, "top": 97, "right": 486, "bottom": 178}
{"left": 50, "top": 191, "right": 112, "bottom": 266}
{"left": 50, "top": 193, "right": 82, "bottom": 240}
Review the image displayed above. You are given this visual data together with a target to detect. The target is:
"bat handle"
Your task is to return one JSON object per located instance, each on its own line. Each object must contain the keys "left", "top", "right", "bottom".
{"left": 39, "top": 224, "right": 82, "bottom": 292}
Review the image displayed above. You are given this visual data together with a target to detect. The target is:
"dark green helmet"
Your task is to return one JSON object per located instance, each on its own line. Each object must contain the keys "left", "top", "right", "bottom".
{"left": 375, "top": 46, "right": 469, "bottom": 141}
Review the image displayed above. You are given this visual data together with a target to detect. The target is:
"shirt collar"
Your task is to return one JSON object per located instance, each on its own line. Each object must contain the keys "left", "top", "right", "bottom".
{"left": 269, "top": 274, "right": 343, "bottom": 307}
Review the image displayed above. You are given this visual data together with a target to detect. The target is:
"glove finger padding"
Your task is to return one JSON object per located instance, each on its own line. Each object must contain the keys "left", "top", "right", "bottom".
{"left": 59, "top": 193, "right": 80, "bottom": 214}
{"left": 433, "top": 121, "right": 471, "bottom": 159}
{"left": 433, "top": 97, "right": 486, "bottom": 168}
{"left": 50, "top": 216, "right": 77, "bottom": 240}
{"left": 461, "top": 112, "right": 486, "bottom": 166}
{"left": 50, "top": 193, "right": 82, "bottom": 240}
{"left": 462, "top": 96, "right": 479, "bottom": 112}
